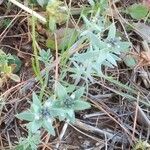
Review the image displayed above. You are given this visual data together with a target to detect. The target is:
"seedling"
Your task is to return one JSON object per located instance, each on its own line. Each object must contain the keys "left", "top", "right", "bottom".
{"left": 15, "top": 132, "right": 41, "bottom": 150}
{"left": 16, "top": 83, "right": 91, "bottom": 135}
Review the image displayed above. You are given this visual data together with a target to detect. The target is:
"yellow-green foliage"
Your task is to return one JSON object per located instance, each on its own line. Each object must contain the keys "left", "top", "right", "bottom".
{"left": 0, "top": 50, "right": 20, "bottom": 87}
{"left": 46, "top": 0, "right": 68, "bottom": 31}
{"left": 133, "top": 140, "right": 150, "bottom": 150}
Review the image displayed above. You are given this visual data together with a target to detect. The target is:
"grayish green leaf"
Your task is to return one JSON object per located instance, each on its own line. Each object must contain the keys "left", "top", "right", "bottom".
{"left": 16, "top": 111, "right": 34, "bottom": 122}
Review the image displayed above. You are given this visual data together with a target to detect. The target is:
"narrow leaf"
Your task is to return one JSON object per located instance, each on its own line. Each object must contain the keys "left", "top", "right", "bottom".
{"left": 73, "top": 100, "right": 91, "bottom": 111}
{"left": 32, "top": 92, "right": 42, "bottom": 108}
{"left": 107, "top": 23, "right": 116, "bottom": 39}
{"left": 9, "top": 73, "right": 20, "bottom": 82}
{"left": 55, "top": 82, "right": 68, "bottom": 99}
{"left": 74, "top": 87, "right": 85, "bottom": 99}
{"left": 27, "top": 121, "right": 42, "bottom": 133}
{"left": 16, "top": 111, "right": 34, "bottom": 121}
{"left": 42, "top": 119, "right": 55, "bottom": 135}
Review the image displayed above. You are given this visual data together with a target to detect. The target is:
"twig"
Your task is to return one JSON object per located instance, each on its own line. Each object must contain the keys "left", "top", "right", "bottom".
{"left": 133, "top": 102, "right": 150, "bottom": 128}
{"left": 0, "top": 10, "right": 22, "bottom": 42}
{"left": 69, "top": 122, "right": 104, "bottom": 143}
{"left": 74, "top": 119, "right": 122, "bottom": 142}
{"left": 132, "top": 93, "right": 139, "bottom": 140}
{"left": 9, "top": 0, "right": 46, "bottom": 23}
{"left": 55, "top": 121, "right": 69, "bottom": 149}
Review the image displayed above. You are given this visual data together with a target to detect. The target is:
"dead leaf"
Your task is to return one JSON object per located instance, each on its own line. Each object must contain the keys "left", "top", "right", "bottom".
{"left": 133, "top": 23, "right": 150, "bottom": 43}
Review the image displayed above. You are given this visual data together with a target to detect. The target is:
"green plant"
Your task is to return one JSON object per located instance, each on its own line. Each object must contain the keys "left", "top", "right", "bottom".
{"left": 38, "top": 49, "right": 53, "bottom": 65}
{"left": 13, "top": 1, "right": 148, "bottom": 149}
{"left": 69, "top": 15, "right": 131, "bottom": 83}
{"left": 16, "top": 83, "right": 91, "bottom": 135}
{"left": 0, "top": 49, "right": 21, "bottom": 87}
{"left": 53, "top": 83, "right": 91, "bottom": 122}
{"left": 15, "top": 132, "right": 41, "bottom": 150}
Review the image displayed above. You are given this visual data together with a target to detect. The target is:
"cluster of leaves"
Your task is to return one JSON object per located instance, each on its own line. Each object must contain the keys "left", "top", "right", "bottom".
{"left": 0, "top": 49, "right": 21, "bottom": 87}
{"left": 69, "top": 15, "right": 131, "bottom": 83}
{"left": 16, "top": 83, "right": 90, "bottom": 136}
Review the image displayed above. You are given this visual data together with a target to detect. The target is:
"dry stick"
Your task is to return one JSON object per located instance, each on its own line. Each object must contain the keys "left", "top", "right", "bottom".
{"left": 112, "top": 1, "right": 131, "bottom": 43}
{"left": 69, "top": 122, "right": 104, "bottom": 144}
{"left": 55, "top": 121, "right": 69, "bottom": 149}
{"left": 74, "top": 119, "right": 122, "bottom": 142}
{"left": 9, "top": 0, "right": 46, "bottom": 23}
{"left": 133, "top": 102, "right": 150, "bottom": 128}
{"left": 132, "top": 93, "right": 139, "bottom": 140}
{"left": 40, "top": 141, "right": 52, "bottom": 150}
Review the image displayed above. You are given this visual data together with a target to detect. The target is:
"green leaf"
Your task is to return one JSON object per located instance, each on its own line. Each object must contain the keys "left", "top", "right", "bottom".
{"left": 107, "top": 23, "right": 116, "bottom": 39}
{"left": 16, "top": 111, "right": 35, "bottom": 121}
{"left": 52, "top": 100, "right": 62, "bottom": 108}
{"left": 127, "top": 3, "right": 149, "bottom": 19}
{"left": 42, "top": 119, "right": 55, "bottom": 135}
{"left": 38, "top": 49, "right": 52, "bottom": 64}
{"left": 36, "top": 0, "right": 48, "bottom": 7}
{"left": 32, "top": 92, "right": 42, "bottom": 108}
{"left": 106, "top": 53, "right": 117, "bottom": 66}
{"left": 46, "top": 38, "right": 55, "bottom": 49}
{"left": 51, "top": 108, "right": 67, "bottom": 121}
{"left": 8, "top": 55, "right": 22, "bottom": 73}
{"left": 116, "top": 41, "right": 131, "bottom": 52}
{"left": 9, "top": 73, "right": 20, "bottom": 82}
{"left": 48, "top": 17, "right": 57, "bottom": 31}
{"left": 87, "top": 0, "right": 95, "bottom": 6}
{"left": 123, "top": 54, "right": 137, "bottom": 68}
{"left": 16, "top": 132, "right": 40, "bottom": 150}
{"left": 55, "top": 82, "right": 68, "bottom": 99}
{"left": 66, "top": 109, "right": 75, "bottom": 123}
{"left": 27, "top": 121, "right": 42, "bottom": 133}
{"left": 31, "top": 103, "right": 41, "bottom": 114}
{"left": 59, "top": 29, "right": 78, "bottom": 50}
{"left": 73, "top": 87, "right": 85, "bottom": 99}
{"left": 73, "top": 100, "right": 91, "bottom": 111}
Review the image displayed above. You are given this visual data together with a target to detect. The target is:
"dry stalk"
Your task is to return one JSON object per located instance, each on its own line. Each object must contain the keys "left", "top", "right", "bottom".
{"left": 9, "top": 0, "right": 46, "bottom": 23}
